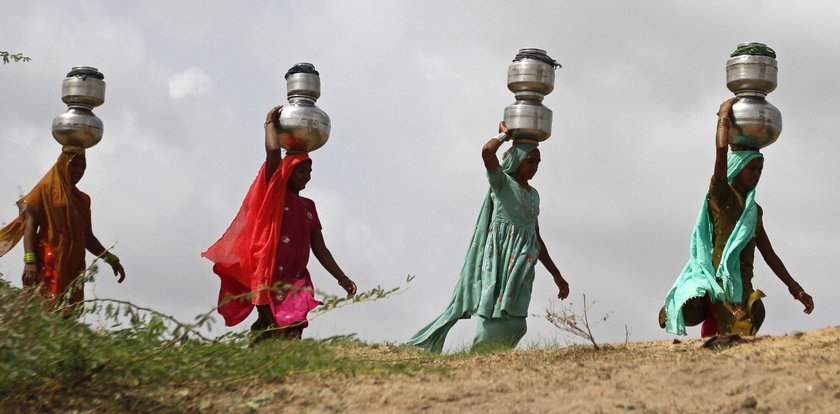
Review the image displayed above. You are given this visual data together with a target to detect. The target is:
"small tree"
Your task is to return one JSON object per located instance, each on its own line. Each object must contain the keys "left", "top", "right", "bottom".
{"left": 540, "top": 294, "right": 613, "bottom": 349}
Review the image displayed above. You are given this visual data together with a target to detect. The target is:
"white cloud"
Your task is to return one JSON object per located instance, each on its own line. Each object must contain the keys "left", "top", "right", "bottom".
{"left": 167, "top": 67, "right": 214, "bottom": 99}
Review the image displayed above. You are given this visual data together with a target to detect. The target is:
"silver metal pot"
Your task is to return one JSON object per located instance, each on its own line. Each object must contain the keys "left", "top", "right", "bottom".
{"left": 276, "top": 63, "right": 330, "bottom": 153}
{"left": 503, "top": 48, "right": 559, "bottom": 143}
{"left": 726, "top": 54, "right": 777, "bottom": 96}
{"left": 277, "top": 97, "right": 331, "bottom": 153}
{"left": 728, "top": 95, "right": 782, "bottom": 149}
{"left": 507, "top": 48, "right": 555, "bottom": 101}
{"left": 52, "top": 66, "right": 106, "bottom": 149}
{"left": 61, "top": 66, "right": 106, "bottom": 107}
{"left": 504, "top": 101, "right": 553, "bottom": 141}
{"left": 286, "top": 72, "right": 320, "bottom": 100}
{"left": 52, "top": 107, "right": 104, "bottom": 149}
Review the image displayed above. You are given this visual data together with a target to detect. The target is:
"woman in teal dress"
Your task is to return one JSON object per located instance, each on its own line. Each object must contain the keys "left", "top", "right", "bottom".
{"left": 409, "top": 122, "right": 570, "bottom": 353}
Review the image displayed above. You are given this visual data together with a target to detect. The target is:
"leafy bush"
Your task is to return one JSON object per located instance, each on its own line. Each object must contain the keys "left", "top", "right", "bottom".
{"left": 0, "top": 269, "right": 413, "bottom": 411}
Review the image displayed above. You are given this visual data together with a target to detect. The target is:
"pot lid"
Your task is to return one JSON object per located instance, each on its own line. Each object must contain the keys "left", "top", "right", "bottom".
{"left": 512, "top": 49, "right": 561, "bottom": 69}
{"left": 66, "top": 66, "right": 105, "bottom": 80}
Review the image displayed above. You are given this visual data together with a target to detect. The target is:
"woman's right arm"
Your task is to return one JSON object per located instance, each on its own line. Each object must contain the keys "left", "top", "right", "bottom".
{"left": 264, "top": 104, "right": 284, "bottom": 184}
{"left": 21, "top": 209, "right": 39, "bottom": 286}
{"left": 714, "top": 97, "right": 738, "bottom": 181}
{"left": 482, "top": 121, "right": 510, "bottom": 170}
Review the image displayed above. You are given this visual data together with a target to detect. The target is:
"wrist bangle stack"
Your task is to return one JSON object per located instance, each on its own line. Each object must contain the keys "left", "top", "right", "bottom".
{"left": 493, "top": 132, "right": 509, "bottom": 143}
{"left": 717, "top": 118, "right": 731, "bottom": 129}
{"left": 23, "top": 252, "right": 36, "bottom": 265}
{"left": 102, "top": 252, "right": 120, "bottom": 265}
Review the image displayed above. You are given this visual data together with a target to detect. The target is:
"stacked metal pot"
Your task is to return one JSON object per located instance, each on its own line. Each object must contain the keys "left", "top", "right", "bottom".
{"left": 503, "top": 48, "right": 561, "bottom": 144}
{"left": 276, "top": 63, "right": 331, "bottom": 153}
{"left": 725, "top": 43, "right": 782, "bottom": 149}
{"left": 52, "top": 66, "right": 106, "bottom": 151}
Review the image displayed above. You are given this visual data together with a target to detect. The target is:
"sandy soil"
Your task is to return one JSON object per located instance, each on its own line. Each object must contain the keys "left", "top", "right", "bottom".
{"left": 180, "top": 327, "right": 839, "bottom": 413}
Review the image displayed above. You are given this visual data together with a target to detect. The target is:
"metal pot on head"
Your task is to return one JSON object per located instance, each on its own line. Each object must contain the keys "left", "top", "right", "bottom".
{"left": 502, "top": 49, "right": 560, "bottom": 143}
{"left": 276, "top": 63, "right": 331, "bottom": 153}
{"left": 504, "top": 101, "right": 553, "bottom": 142}
{"left": 52, "top": 66, "right": 105, "bottom": 150}
{"left": 724, "top": 43, "right": 782, "bottom": 149}
{"left": 729, "top": 95, "right": 782, "bottom": 149}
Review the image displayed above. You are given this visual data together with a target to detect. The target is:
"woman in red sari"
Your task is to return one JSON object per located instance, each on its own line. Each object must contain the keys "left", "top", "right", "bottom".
{"left": 203, "top": 105, "right": 357, "bottom": 340}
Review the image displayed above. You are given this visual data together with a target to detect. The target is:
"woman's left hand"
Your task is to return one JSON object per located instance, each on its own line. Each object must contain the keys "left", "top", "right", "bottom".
{"left": 338, "top": 276, "right": 357, "bottom": 296}
{"left": 553, "top": 274, "right": 569, "bottom": 299}
{"left": 110, "top": 261, "right": 126, "bottom": 283}
{"left": 797, "top": 291, "right": 814, "bottom": 314}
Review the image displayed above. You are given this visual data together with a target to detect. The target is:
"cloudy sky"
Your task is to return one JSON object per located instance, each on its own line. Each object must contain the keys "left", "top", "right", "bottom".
{"left": 1, "top": 1, "right": 837, "bottom": 349}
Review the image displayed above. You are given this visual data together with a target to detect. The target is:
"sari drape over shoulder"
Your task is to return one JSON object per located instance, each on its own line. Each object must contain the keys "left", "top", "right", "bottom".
{"left": 202, "top": 154, "right": 314, "bottom": 326}
{"left": 0, "top": 150, "right": 91, "bottom": 303}
{"left": 663, "top": 150, "right": 764, "bottom": 335}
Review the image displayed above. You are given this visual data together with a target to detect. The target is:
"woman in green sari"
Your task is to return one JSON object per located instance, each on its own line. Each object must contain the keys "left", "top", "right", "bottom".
{"left": 661, "top": 97, "right": 814, "bottom": 337}
{"left": 409, "top": 122, "right": 570, "bottom": 353}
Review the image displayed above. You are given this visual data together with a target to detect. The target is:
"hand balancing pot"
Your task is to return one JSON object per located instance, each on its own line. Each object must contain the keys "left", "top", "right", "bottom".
{"left": 725, "top": 43, "right": 782, "bottom": 149}
{"left": 503, "top": 48, "right": 560, "bottom": 143}
{"left": 51, "top": 66, "right": 105, "bottom": 150}
{"left": 277, "top": 63, "right": 330, "bottom": 153}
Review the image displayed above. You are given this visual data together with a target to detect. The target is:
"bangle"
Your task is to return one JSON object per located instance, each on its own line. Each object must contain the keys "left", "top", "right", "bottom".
{"left": 102, "top": 252, "right": 120, "bottom": 265}
{"left": 493, "top": 132, "right": 509, "bottom": 143}
{"left": 788, "top": 283, "right": 804, "bottom": 299}
{"left": 264, "top": 119, "right": 273, "bottom": 127}
{"left": 717, "top": 118, "right": 731, "bottom": 128}
{"left": 23, "top": 252, "right": 36, "bottom": 265}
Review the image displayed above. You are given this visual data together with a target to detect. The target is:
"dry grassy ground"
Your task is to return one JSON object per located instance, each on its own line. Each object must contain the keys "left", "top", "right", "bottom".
{"left": 182, "top": 326, "right": 840, "bottom": 413}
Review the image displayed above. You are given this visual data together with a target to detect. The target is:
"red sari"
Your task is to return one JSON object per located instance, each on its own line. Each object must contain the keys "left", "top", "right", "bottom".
{"left": 202, "top": 154, "right": 322, "bottom": 327}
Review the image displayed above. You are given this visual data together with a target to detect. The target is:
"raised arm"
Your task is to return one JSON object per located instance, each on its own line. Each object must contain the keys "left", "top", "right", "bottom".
{"left": 755, "top": 216, "right": 814, "bottom": 314}
{"left": 482, "top": 121, "right": 510, "bottom": 170}
{"left": 714, "top": 97, "right": 739, "bottom": 181}
{"left": 264, "top": 104, "right": 284, "bottom": 184}
{"left": 536, "top": 224, "right": 569, "bottom": 300}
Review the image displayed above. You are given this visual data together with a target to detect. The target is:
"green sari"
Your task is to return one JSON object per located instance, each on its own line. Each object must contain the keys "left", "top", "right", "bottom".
{"left": 409, "top": 143, "right": 540, "bottom": 353}
{"left": 663, "top": 150, "right": 764, "bottom": 335}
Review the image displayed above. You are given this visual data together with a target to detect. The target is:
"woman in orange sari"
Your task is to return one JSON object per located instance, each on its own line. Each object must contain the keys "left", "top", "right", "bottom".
{"left": 0, "top": 148, "right": 126, "bottom": 304}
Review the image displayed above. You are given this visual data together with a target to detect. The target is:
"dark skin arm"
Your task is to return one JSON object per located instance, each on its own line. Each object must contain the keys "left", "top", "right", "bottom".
{"left": 264, "top": 104, "right": 284, "bottom": 185}
{"left": 537, "top": 225, "right": 569, "bottom": 299}
{"left": 755, "top": 216, "right": 814, "bottom": 314}
{"left": 310, "top": 229, "right": 357, "bottom": 295}
{"left": 481, "top": 121, "right": 509, "bottom": 170}
{"left": 21, "top": 208, "right": 125, "bottom": 284}
{"left": 21, "top": 209, "right": 39, "bottom": 286}
{"left": 714, "top": 97, "right": 739, "bottom": 181}
{"left": 86, "top": 222, "right": 126, "bottom": 283}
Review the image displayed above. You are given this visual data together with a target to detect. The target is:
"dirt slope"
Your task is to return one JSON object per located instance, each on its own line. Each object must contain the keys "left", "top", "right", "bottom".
{"left": 194, "top": 326, "right": 839, "bottom": 413}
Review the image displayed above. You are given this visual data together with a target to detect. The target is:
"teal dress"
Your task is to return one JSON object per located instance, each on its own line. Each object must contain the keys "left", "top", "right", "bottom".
{"left": 409, "top": 144, "right": 540, "bottom": 353}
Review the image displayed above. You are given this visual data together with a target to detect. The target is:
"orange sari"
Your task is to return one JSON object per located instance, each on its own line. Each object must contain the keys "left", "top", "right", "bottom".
{"left": 0, "top": 150, "right": 91, "bottom": 304}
